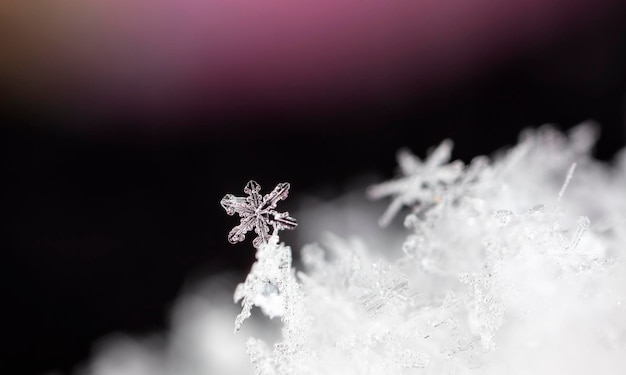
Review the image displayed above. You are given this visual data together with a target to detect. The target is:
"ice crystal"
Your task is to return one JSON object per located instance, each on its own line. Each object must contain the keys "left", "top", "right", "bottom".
{"left": 367, "top": 139, "right": 464, "bottom": 226}
{"left": 221, "top": 180, "right": 297, "bottom": 248}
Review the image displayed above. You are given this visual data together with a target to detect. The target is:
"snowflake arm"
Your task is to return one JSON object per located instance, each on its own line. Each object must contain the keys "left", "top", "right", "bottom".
{"left": 378, "top": 195, "right": 410, "bottom": 228}
{"left": 264, "top": 182, "right": 291, "bottom": 209}
{"left": 228, "top": 214, "right": 256, "bottom": 244}
{"left": 221, "top": 180, "right": 297, "bottom": 248}
{"left": 424, "top": 139, "right": 453, "bottom": 169}
{"left": 253, "top": 216, "right": 272, "bottom": 249}
{"left": 244, "top": 180, "right": 263, "bottom": 207}
{"left": 220, "top": 194, "right": 253, "bottom": 216}
{"left": 397, "top": 148, "right": 423, "bottom": 175}
{"left": 272, "top": 211, "right": 298, "bottom": 231}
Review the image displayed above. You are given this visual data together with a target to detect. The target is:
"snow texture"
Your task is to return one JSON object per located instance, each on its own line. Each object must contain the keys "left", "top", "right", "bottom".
{"left": 72, "top": 123, "right": 626, "bottom": 375}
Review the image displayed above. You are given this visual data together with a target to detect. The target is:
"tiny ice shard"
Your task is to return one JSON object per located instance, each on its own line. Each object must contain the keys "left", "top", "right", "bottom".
{"left": 221, "top": 180, "right": 297, "bottom": 248}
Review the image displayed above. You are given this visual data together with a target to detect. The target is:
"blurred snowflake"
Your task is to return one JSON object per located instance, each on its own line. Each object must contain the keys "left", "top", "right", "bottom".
{"left": 367, "top": 140, "right": 464, "bottom": 226}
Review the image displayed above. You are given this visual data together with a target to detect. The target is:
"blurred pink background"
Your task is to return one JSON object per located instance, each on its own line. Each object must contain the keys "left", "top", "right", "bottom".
{"left": 2, "top": 0, "right": 622, "bottom": 130}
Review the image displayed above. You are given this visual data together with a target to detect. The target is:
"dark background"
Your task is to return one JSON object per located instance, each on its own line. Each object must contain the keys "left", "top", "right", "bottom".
{"left": 3, "top": 3, "right": 626, "bottom": 375}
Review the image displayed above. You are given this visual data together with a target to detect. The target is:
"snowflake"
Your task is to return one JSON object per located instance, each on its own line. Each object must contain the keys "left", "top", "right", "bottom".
{"left": 221, "top": 180, "right": 297, "bottom": 248}
{"left": 367, "top": 139, "right": 464, "bottom": 226}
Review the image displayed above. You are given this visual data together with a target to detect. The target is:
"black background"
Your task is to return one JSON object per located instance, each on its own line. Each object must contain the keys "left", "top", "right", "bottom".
{"left": 3, "top": 9, "right": 626, "bottom": 375}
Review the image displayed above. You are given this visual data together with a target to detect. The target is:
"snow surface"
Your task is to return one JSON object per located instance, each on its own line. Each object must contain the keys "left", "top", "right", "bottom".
{"left": 74, "top": 124, "right": 625, "bottom": 375}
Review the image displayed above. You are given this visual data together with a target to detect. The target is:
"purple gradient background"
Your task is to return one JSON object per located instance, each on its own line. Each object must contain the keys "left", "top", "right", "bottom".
{"left": 2, "top": 0, "right": 623, "bottom": 130}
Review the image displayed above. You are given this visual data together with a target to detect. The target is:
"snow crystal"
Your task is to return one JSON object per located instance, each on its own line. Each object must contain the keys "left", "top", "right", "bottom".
{"left": 221, "top": 180, "right": 297, "bottom": 248}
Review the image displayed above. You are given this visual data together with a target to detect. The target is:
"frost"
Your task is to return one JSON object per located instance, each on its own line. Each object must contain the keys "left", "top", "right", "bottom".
{"left": 459, "top": 271, "right": 505, "bottom": 351}
{"left": 221, "top": 180, "right": 297, "bottom": 248}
